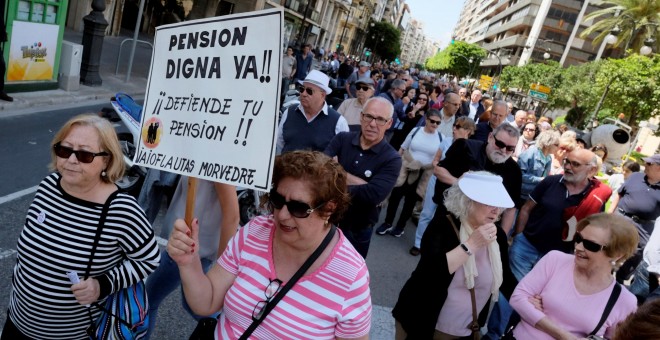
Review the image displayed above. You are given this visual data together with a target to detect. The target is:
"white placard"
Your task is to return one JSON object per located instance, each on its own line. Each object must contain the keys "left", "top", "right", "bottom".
{"left": 134, "top": 9, "right": 283, "bottom": 191}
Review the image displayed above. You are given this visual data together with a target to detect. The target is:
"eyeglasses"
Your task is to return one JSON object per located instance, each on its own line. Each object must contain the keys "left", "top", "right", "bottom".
{"left": 453, "top": 124, "right": 465, "bottom": 130}
{"left": 252, "top": 278, "right": 283, "bottom": 321}
{"left": 523, "top": 128, "right": 536, "bottom": 132}
{"left": 417, "top": 97, "right": 428, "bottom": 102}
{"left": 492, "top": 135, "right": 516, "bottom": 152}
{"left": 563, "top": 158, "right": 584, "bottom": 168}
{"left": 54, "top": 143, "right": 108, "bottom": 164}
{"left": 269, "top": 189, "right": 324, "bottom": 218}
{"left": 361, "top": 113, "right": 390, "bottom": 126}
{"left": 298, "top": 86, "right": 315, "bottom": 96}
{"left": 356, "top": 85, "right": 372, "bottom": 92}
{"left": 574, "top": 232, "right": 607, "bottom": 252}
{"left": 427, "top": 118, "right": 441, "bottom": 125}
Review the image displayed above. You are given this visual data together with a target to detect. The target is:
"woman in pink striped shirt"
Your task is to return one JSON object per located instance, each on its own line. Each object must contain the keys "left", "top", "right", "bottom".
{"left": 168, "top": 151, "right": 371, "bottom": 339}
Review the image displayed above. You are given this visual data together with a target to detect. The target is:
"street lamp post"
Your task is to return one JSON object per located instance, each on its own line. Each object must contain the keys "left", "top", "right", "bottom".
{"left": 297, "top": 0, "right": 312, "bottom": 47}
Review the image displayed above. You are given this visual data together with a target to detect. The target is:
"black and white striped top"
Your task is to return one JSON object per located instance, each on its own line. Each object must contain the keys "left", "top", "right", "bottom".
{"left": 9, "top": 173, "right": 160, "bottom": 339}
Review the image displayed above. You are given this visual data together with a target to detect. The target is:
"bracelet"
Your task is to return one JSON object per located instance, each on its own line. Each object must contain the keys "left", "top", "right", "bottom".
{"left": 460, "top": 243, "right": 473, "bottom": 256}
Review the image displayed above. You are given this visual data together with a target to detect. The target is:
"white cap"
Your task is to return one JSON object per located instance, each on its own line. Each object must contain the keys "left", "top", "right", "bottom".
{"left": 458, "top": 172, "right": 514, "bottom": 208}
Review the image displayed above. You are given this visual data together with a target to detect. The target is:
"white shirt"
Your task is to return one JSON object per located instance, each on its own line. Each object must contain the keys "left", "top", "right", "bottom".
{"left": 438, "top": 110, "right": 456, "bottom": 139}
{"left": 276, "top": 102, "right": 349, "bottom": 154}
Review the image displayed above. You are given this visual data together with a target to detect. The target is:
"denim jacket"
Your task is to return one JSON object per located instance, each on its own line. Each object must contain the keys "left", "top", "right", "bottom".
{"left": 518, "top": 145, "right": 552, "bottom": 199}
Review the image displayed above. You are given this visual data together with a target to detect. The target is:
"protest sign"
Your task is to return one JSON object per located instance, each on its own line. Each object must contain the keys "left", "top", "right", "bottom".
{"left": 134, "top": 8, "right": 283, "bottom": 191}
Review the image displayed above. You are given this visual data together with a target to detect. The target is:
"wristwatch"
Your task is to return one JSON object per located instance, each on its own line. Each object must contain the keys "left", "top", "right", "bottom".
{"left": 460, "top": 243, "right": 473, "bottom": 256}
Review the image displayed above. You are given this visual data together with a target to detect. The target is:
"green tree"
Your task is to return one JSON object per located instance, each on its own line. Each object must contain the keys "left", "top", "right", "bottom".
{"left": 596, "top": 54, "right": 660, "bottom": 126}
{"left": 424, "top": 41, "right": 486, "bottom": 76}
{"left": 555, "top": 62, "right": 603, "bottom": 127}
{"left": 580, "top": 0, "right": 660, "bottom": 53}
{"left": 500, "top": 61, "right": 567, "bottom": 113}
{"left": 364, "top": 22, "right": 401, "bottom": 61}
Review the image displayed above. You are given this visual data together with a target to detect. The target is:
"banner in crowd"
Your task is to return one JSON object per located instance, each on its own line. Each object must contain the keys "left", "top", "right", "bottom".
{"left": 134, "top": 8, "right": 283, "bottom": 191}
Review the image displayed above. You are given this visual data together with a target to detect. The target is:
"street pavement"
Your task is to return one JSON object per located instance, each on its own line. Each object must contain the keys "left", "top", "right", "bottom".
{"left": 0, "top": 29, "right": 418, "bottom": 339}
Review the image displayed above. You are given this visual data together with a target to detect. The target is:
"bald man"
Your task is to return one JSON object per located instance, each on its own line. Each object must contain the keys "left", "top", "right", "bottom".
{"left": 510, "top": 148, "right": 612, "bottom": 280}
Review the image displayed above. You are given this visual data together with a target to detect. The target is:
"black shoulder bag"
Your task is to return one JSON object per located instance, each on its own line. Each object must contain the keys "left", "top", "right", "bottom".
{"left": 501, "top": 283, "right": 622, "bottom": 339}
{"left": 189, "top": 225, "right": 336, "bottom": 340}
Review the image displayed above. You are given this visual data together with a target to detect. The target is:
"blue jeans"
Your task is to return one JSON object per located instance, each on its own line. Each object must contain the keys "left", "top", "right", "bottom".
{"left": 509, "top": 233, "right": 543, "bottom": 282}
{"left": 415, "top": 178, "right": 437, "bottom": 249}
{"left": 341, "top": 225, "right": 374, "bottom": 259}
{"left": 484, "top": 293, "right": 513, "bottom": 340}
{"left": 145, "top": 251, "right": 218, "bottom": 339}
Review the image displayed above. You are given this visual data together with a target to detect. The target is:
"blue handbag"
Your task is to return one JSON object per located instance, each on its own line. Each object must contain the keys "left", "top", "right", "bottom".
{"left": 83, "top": 191, "right": 150, "bottom": 340}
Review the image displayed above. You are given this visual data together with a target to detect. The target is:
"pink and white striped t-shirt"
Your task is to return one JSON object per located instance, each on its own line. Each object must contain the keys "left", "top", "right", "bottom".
{"left": 216, "top": 215, "right": 372, "bottom": 339}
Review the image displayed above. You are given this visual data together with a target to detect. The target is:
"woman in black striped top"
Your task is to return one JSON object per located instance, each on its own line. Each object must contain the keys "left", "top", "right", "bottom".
{"left": 2, "top": 115, "right": 160, "bottom": 340}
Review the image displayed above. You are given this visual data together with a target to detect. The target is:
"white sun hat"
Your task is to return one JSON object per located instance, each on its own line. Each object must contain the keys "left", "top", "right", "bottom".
{"left": 297, "top": 70, "right": 332, "bottom": 95}
{"left": 458, "top": 172, "right": 514, "bottom": 208}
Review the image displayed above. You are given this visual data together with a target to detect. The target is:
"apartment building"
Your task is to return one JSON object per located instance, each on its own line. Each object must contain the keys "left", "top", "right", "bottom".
{"left": 453, "top": 0, "right": 608, "bottom": 73}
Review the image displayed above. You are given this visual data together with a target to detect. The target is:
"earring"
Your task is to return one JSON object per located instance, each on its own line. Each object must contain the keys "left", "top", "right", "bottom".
{"left": 610, "top": 260, "right": 617, "bottom": 267}
{"left": 324, "top": 219, "right": 329, "bottom": 227}
{"left": 101, "top": 170, "right": 107, "bottom": 177}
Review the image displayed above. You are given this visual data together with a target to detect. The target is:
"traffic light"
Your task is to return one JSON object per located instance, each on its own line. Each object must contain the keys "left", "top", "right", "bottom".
{"left": 395, "top": 57, "right": 400, "bottom": 64}
{"left": 336, "top": 44, "right": 340, "bottom": 49}
{"left": 451, "top": 36, "right": 455, "bottom": 45}
{"left": 365, "top": 50, "right": 371, "bottom": 56}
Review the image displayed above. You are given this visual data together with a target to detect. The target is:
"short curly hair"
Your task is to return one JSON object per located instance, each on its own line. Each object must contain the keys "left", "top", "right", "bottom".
{"left": 267, "top": 151, "right": 350, "bottom": 224}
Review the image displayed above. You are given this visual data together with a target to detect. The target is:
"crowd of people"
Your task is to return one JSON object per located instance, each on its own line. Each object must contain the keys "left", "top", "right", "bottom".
{"left": 3, "top": 48, "right": 660, "bottom": 340}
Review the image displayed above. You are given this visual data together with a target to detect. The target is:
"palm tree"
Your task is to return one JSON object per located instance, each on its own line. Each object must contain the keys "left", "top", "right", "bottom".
{"left": 580, "top": 0, "right": 660, "bottom": 53}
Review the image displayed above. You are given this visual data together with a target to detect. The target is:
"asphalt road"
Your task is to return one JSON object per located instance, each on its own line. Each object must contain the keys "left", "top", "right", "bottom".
{"left": 0, "top": 106, "right": 420, "bottom": 339}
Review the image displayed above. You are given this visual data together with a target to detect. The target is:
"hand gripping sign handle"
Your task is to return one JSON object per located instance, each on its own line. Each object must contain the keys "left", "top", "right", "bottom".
{"left": 185, "top": 177, "right": 197, "bottom": 231}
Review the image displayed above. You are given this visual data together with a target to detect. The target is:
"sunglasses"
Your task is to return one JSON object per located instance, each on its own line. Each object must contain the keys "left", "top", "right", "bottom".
{"left": 252, "top": 278, "right": 282, "bottom": 321}
{"left": 54, "top": 143, "right": 108, "bottom": 164}
{"left": 523, "top": 128, "right": 536, "bottom": 132}
{"left": 417, "top": 97, "right": 428, "bottom": 101}
{"left": 269, "top": 189, "right": 324, "bottom": 218}
{"left": 574, "top": 232, "right": 607, "bottom": 252}
{"left": 356, "top": 85, "right": 372, "bottom": 92}
{"left": 492, "top": 135, "right": 516, "bottom": 152}
{"left": 298, "top": 86, "right": 315, "bottom": 96}
{"left": 453, "top": 123, "right": 464, "bottom": 130}
{"left": 427, "top": 118, "right": 441, "bottom": 125}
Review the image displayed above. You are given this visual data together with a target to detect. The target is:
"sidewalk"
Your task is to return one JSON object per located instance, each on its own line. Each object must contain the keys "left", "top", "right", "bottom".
{"left": 1, "top": 28, "right": 153, "bottom": 116}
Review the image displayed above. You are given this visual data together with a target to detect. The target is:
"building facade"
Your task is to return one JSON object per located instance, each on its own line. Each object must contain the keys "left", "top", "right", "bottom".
{"left": 453, "top": 0, "right": 610, "bottom": 73}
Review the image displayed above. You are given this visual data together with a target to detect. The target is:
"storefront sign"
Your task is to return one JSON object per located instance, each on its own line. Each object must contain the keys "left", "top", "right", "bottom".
{"left": 7, "top": 21, "right": 59, "bottom": 82}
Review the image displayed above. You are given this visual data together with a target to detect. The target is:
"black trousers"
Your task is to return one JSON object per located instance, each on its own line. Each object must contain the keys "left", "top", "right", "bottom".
{"left": 385, "top": 179, "right": 421, "bottom": 229}
{"left": 1, "top": 313, "right": 33, "bottom": 340}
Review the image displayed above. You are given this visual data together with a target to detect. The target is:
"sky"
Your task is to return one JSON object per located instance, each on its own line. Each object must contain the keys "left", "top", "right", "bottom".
{"left": 402, "top": 0, "right": 465, "bottom": 49}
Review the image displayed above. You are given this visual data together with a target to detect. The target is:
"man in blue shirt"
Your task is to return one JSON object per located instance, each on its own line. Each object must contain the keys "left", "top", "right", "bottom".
{"left": 325, "top": 97, "right": 402, "bottom": 258}
{"left": 295, "top": 44, "right": 313, "bottom": 81}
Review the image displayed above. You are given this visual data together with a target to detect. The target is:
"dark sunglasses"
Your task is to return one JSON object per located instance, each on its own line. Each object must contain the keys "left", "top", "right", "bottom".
{"left": 54, "top": 143, "right": 108, "bottom": 163}
{"left": 453, "top": 123, "right": 464, "bottom": 130}
{"left": 356, "top": 85, "right": 372, "bottom": 92}
{"left": 523, "top": 128, "right": 536, "bottom": 132}
{"left": 574, "top": 232, "right": 607, "bottom": 252}
{"left": 298, "top": 86, "right": 315, "bottom": 96}
{"left": 427, "top": 118, "right": 441, "bottom": 125}
{"left": 269, "top": 189, "right": 324, "bottom": 218}
{"left": 492, "top": 135, "right": 516, "bottom": 152}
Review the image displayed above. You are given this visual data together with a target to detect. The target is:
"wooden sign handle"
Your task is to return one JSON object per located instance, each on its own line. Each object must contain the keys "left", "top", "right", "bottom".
{"left": 184, "top": 177, "right": 197, "bottom": 230}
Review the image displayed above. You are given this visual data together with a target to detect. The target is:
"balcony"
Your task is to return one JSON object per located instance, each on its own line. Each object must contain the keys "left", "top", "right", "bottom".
{"left": 489, "top": 0, "right": 534, "bottom": 23}
{"left": 485, "top": 16, "right": 535, "bottom": 37}
{"left": 482, "top": 34, "right": 528, "bottom": 50}
{"left": 284, "top": 0, "right": 321, "bottom": 23}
